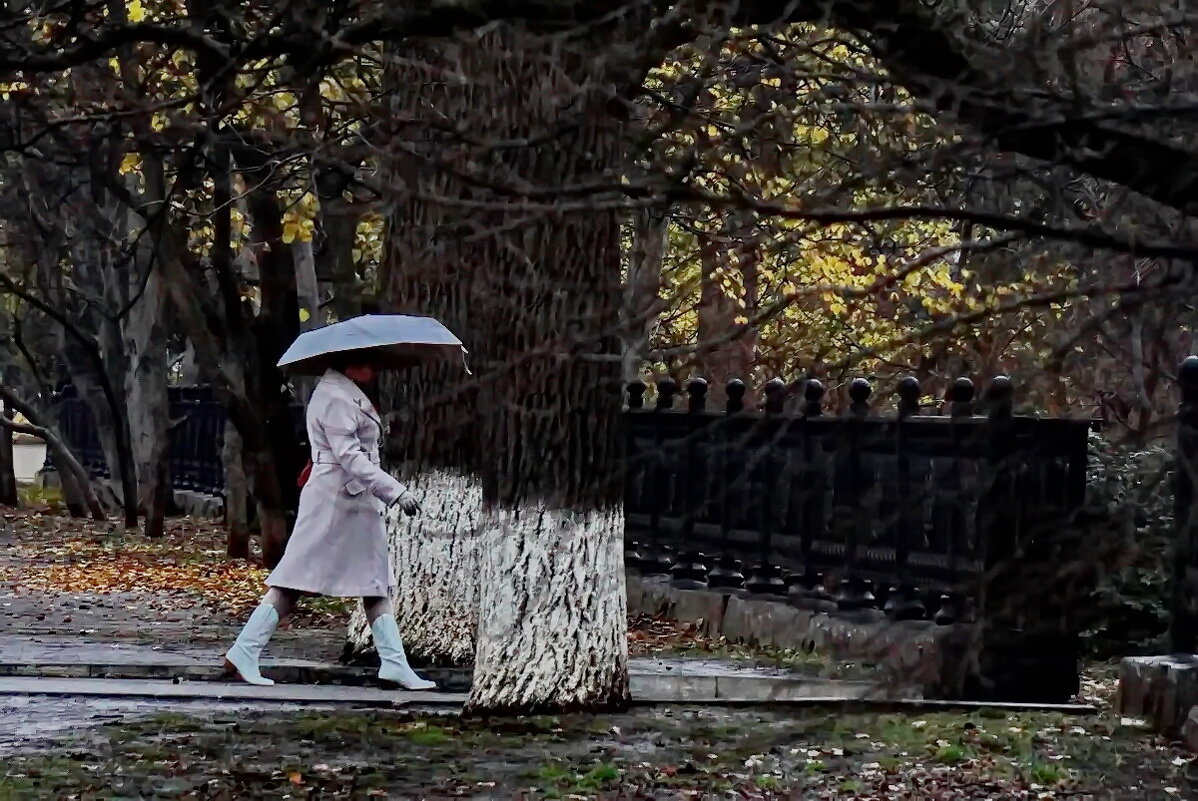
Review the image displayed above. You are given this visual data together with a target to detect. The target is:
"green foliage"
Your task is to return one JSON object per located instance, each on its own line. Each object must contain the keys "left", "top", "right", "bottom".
{"left": 1081, "top": 431, "right": 1174, "bottom": 657}
{"left": 18, "top": 484, "right": 62, "bottom": 512}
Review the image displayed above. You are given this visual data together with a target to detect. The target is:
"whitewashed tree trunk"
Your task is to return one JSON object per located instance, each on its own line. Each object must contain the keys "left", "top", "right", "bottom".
{"left": 376, "top": 20, "right": 634, "bottom": 712}
{"left": 467, "top": 506, "right": 628, "bottom": 713}
{"left": 345, "top": 469, "right": 483, "bottom": 665}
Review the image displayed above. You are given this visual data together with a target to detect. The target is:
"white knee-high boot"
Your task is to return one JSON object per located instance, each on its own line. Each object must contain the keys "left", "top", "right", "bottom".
{"left": 224, "top": 603, "right": 280, "bottom": 686}
{"left": 371, "top": 614, "right": 437, "bottom": 691}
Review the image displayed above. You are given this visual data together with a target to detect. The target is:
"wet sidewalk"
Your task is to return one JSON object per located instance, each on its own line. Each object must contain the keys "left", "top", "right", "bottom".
{"left": 0, "top": 635, "right": 896, "bottom": 704}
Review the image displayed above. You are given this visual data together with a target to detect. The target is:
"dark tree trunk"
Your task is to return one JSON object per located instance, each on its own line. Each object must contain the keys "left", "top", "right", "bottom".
{"left": 222, "top": 421, "right": 251, "bottom": 560}
{"left": 415, "top": 24, "right": 630, "bottom": 715}
{"left": 344, "top": 38, "right": 489, "bottom": 667}
{"left": 0, "top": 403, "right": 18, "bottom": 508}
{"left": 244, "top": 186, "right": 308, "bottom": 566}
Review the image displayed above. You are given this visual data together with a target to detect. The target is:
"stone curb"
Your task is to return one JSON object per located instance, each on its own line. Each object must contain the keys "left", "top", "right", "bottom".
{"left": 0, "top": 673, "right": 1097, "bottom": 713}
{"left": 0, "top": 664, "right": 1098, "bottom": 711}
{"left": 0, "top": 661, "right": 473, "bottom": 692}
{"left": 0, "top": 661, "right": 902, "bottom": 705}
{"left": 0, "top": 676, "right": 464, "bottom": 707}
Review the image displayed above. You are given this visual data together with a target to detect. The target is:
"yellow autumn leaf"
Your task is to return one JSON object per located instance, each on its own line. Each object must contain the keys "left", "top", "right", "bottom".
{"left": 118, "top": 153, "right": 141, "bottom": 175}
{"left": 299, "top": 307, "right": 311, "bottom": 323}
{"left": 128, "top": 0, "right": 145, "bottom": 22}
{"left": 282, "top": 219, "right": 300, "bottom": 244}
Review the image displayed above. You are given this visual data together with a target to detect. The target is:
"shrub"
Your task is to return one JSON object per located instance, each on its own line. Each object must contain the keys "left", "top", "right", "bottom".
{"left": 1080, "top": 430, "right": 1174, "bottom": 657}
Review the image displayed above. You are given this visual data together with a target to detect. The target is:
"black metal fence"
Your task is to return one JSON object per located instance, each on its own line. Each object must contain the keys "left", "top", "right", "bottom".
{"left": 50, "top": 385, "right": 238, "bottom": 496}
{"left": 624, "top": 375, "right": 1094, "bottom": 626}
{"left": 50, "top": 378, "right": 1093, "bottom": 609}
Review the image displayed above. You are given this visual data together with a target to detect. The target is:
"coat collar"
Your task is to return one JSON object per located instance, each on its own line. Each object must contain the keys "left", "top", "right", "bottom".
{"left": 321, "top": 369, "right": 382, "bottom": 429}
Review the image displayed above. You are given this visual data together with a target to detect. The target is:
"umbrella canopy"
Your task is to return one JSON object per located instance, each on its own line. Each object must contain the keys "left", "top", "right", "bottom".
{"left": 277, "top": 314, "right": 469, "bottom": 375}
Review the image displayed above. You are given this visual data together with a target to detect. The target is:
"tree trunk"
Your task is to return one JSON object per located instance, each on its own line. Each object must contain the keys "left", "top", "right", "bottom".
{"left": 622, "top": 207, "right": 669, "bottom": 383}
{"left": 293, "top": 235, "right": 320, "bottom": 406}
{"left": 344, "top": 38, "right": 495, "bottom": 667}
{"left": 442, "top": 24, "right": 629, "bottom": 714}
{"left": 695, "top": 214, "right": 758, "bottom": 394}
{"left": 124, "top": 265, "right": 172, "bottom": 538}
{"left": 59, "top": 53, "right": 140, "bottom": 529}
{"left": 0, "top": 403, "right": 19, "bottom": 508}
{"left": 0, "top": 387, "right": 104, "bottom": 520}
{"left": 345, "top": 469, "right": 483, "bottom": 665}
{"left": 222, "top": 420, "right": 251, "bottom": 559}
{"left": 245, "top": 186, "right": 307, "bottom": 567}
{"left": 318, "top": 199, "right": 365, "bottom": 320}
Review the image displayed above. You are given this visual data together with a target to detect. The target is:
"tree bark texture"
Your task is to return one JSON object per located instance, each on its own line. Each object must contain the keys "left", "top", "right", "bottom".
{"left": 348, "top": 37, "right": 496, "bottom": 666}
{"left": 344, "top": 469, "right": 483, "bottom": 666}
{"left": 124, "top": 264, "right": 173, "bottom": 538}
{"left": 244, "top": 186, "right": 308, "bottom": 566}
{"left": 0, "top": 404, "right": 18, "bottom": 508}
{"left": 469, "top": 506, "right": 628, "bottom": 714}
{"left": 695, "top": 213, "right": 758, "bottom": 396}
{"left": 221, "top": 420, "right": 251, "bottom": 560}
{"left": 622, "top": 207, "right": 668, "bottom": 384}
{"left": 392, "top": 24, "right": 630, "bottom": 713}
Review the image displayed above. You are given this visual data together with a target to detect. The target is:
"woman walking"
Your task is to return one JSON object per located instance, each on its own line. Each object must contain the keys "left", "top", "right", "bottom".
{"left": 224, "top": 358, "right": 436, "bottom": 691}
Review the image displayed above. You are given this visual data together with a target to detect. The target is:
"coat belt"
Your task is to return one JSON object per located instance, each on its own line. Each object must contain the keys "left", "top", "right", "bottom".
{"left": 313, "top": 451, "right": 380, "bottom": 465}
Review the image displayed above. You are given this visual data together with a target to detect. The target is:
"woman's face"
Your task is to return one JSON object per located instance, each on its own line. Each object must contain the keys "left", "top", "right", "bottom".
{"left": 343, "top": 364, "right": 376, "bottom": 384}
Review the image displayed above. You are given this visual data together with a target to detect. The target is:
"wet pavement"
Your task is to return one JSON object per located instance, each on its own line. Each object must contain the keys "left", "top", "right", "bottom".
{"left": 0, "top": 695, "right": 309, "bottom": 752}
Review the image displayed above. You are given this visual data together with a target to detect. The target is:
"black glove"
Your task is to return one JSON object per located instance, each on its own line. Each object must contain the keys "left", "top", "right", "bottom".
{"left": 396, "top": 490, "right": 422, "bottom": 517}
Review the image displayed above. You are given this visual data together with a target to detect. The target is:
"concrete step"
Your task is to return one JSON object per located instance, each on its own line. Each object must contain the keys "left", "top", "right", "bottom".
{"left": 0, "top": 676, "right": 462, "bottom": 707}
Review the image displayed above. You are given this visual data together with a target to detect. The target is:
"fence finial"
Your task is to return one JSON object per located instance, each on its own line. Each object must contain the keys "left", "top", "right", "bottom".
{"left": 725, "top": 379, "right": 746, "bottom": 415}
{"left": 763, "top": 378, "right": 786, "bottom": 414}
{"left": 985, "top": 375, "right": 1014, "bottom": 419}
{"left": 897, "top": 376, "right": 920, "bottom": 419}
{"left": 627, "top": 380, "right": 646, "bottom": 411}
{"left": 803, "top": 378, "right": 825, "bottom": 417}
{"left": 1181, "top": 356, "right": 1198, "bottom": 406}
{"left": 949, "top": 377, "right": 975, "bottom": 418}
{"left": 849, "top": 378, "right": 872, "bottom": 418}
{"left": 655, "top": 377, "right": 678, "bottom": 411}
{"left": 687, "top": 378, "right": 708, "bottom": 413}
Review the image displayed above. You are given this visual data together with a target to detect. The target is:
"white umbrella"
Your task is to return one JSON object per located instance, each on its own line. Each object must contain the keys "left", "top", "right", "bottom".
{"left": 276, "top": 314, "right": 469, "bottom": 375}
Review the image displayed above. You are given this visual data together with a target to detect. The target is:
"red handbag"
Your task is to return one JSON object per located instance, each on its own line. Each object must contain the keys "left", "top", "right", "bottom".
{"left": 297, "top": 459, "right": 313, "bottom": 488}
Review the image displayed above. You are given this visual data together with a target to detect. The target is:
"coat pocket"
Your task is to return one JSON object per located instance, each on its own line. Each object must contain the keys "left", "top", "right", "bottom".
{"left": 343, "top": 479, "right": 367, "bottom": 497}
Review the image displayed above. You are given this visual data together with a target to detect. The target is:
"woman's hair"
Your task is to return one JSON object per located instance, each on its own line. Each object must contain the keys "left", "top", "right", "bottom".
{"left": 326, "top": 350, "right": 371, "bottom": 373}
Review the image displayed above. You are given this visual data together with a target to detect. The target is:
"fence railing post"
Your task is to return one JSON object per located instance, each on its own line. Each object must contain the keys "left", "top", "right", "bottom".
{"left": 1172, "top": 356, "right": 1198, "bottom": 651}
{"left": 796, "top": 378, "right": 832, "bottom": 607}
{"left": 709, "top": 379, "right": 746, "bottom": 589}
{"left": 643, "top": 378, "right": 678, "bottom": 576}
{"left": 979, "top": 375, "right": 1017, "bottom": 621}
{"left": 836, "top": 378, "right": 877, "bottom": 612}
{"left": 672, "top": 378, "right": 710, "bottom": 588}
{"left": 934, "top": 377, "right": 975, "bottom": 625}
{"left": 746, "top": 378, "right": 787, "bottom": 596}
{"left": 886, "top": 375, "right": 926, "bottom": 620}
{"left": 624, "top": 380, "right": 647, "bottom": 570}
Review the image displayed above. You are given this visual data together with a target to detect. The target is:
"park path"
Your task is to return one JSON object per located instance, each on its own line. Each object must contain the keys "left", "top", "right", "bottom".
{"left": 0, "top": 510, "right": 894, "bottom": 753}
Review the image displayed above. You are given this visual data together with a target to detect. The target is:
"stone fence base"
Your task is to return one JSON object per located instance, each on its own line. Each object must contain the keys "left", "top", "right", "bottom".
{"left": 628, "top": 572, "right": 1080, "bottom": 703}
{"left": 1119, "top": 655, "right": 1198, "bottom": 744}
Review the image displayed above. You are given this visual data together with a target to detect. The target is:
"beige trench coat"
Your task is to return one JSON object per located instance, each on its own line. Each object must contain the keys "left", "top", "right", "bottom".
{"left": 266, "top": 370, "right": 406, "bottom": 598}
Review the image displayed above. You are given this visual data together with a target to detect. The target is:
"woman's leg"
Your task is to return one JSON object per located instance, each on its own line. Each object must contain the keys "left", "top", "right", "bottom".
{"left": 362, "top": 596, "right": 392, "bottom": 624}
{"left": 263, "top": 587, "right": 301, "bottom": 622}
{"left": 363, "top": 595, "right": 436, "bottom": 691}
{"left": 225, "top": 587, "right": 301, "bottom": 686}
